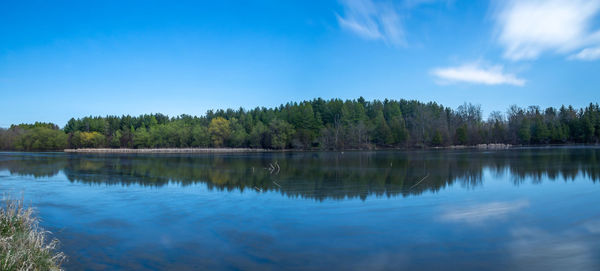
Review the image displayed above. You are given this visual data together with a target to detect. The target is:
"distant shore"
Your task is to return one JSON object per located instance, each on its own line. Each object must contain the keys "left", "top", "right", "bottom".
{"left": 63, "top": 144, "right": 513, "bottom": 153}
{"left": 3, "top": 144, "right": 598, "bottom": 153}
{"left": 64, "top": 148, "right": 270, "bottom": 153}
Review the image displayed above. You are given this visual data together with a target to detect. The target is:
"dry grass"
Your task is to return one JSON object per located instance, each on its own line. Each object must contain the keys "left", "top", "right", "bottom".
{"left": 64, "top": 148, "right": 269, "bottom": 153}
{"left": 0, "top": 196, "right": 65, "bottom": 271}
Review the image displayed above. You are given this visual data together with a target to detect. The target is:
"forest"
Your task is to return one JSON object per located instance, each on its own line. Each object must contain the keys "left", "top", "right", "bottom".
{"left": 0, "top": 97, "right": 599, "bottom": 151}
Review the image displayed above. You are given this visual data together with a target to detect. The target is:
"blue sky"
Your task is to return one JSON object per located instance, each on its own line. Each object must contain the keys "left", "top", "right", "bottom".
{"left": 1, "top": 0, "right": 600, "bottom": 127}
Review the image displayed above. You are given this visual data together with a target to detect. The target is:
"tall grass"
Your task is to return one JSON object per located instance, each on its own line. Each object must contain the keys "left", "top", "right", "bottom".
{"left": 0, "top": 197, "right": 65, "bottom": 271}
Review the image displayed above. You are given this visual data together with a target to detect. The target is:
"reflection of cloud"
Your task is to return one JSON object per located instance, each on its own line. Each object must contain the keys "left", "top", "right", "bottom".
{"left": 509, "top": 227, "right": 596, "bottom": 270}
{"left": 440, "top": 200, "right": 529, "bottom": 224}
{"left": 583, "top": 220, "right": 600, "bottom": 234}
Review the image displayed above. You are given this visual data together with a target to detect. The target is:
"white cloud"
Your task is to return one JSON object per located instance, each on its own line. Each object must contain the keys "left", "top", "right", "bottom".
{"left": 439, "top": 200, "right": 529, "bottom": 224}
{"left": 569, "top": 46, "right": 600, "bottom": 61}
{"left": 431, "top": 63, "right": 526, "bottom": 86}
{"left": 495, "top": 0, "right": 600, "bottom": 60}
{"left": 336, "top": 0, "right": 405, "bottom": 46}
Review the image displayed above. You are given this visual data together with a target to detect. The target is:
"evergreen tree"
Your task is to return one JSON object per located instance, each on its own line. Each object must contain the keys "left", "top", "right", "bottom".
{"left": 518, "top": 120, "right": 531, "bottom": 144}
{"left": 268, "top": 119, "right": 294, "bottom": 149}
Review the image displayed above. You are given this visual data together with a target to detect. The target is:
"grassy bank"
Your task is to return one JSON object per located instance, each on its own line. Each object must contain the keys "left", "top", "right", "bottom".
{"left": 0, "top": 197, "right": 65, "bottom": 271}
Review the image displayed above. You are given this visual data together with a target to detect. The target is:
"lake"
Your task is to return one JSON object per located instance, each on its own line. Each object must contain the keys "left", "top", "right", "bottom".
{"left": 1, "top": 147, "right": 600, "bottom": 270}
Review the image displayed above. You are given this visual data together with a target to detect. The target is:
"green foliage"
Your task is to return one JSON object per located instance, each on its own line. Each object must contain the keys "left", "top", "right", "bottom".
{"left": 11, "top": 122, "right": 59, "bottom": 130}
{"left": 456, "top": 125, "right": 467, "bottom": 145}
{"left": 191, "top": 126, "right": 210, "bottom": 147}
{"left": 133, "top": 128, "right": 150, "bottom": 148}
{"left": 14, "top": 127, "right": 67, "bottom": 151}
{"left": 70, "top": 131, "right": 106, "bottom": 148}
{"left": 431, "top": 131, "right": 443, "bottom": 146}
{"left": 389, "top": 116, "right": 408, "bottom": 146}
{"left": 269, "top": 119, "right": 295, "bottom": 149}
{"left": 110, "top": 130, "right": 122, "bottom": 148}
{"left": 518, "top": 120, "right": 531, "bottom": 144}
{"left": 249, "top": 121, "right": 268, "bottom": 148}
{"left": 531, "top": 118, "right": 549, "bottom": 144}
{"left": 228, "top": 118, "right": 248, "bottom": 147}
{"left": 373, "top": 111, "right": 393, "bottom": 145}
{"left": 208, "top": 117, "right": 231, "bottom": 147}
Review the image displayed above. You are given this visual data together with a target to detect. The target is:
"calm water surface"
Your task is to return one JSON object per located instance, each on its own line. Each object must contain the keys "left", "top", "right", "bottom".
{"left": 1, "top": 147, "right": 600, "bottom": 270}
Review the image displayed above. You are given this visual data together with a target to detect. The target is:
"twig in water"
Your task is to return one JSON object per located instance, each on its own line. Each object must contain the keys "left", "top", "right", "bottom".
{"left": 273, "top": 181, "right": 281, "bottom": 188}
{"left": 266, "top": 161, "right": 281, "bottom": 174}
{"left": 409, "top": 173, "right": 430, "bottom": 190}
{"left": 254, "top": 186, "right": 262, "bottom": 192}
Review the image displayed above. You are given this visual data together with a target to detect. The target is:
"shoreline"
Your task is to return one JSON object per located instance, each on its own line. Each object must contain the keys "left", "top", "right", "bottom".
{"left": 5, "top": 144, "right": 595, "bottom": 154}
{"left": 61, "top": 144, "right": 524, "bottom": 154}
{"left": 64, "top": 148, "right": 271, "bottom": 153}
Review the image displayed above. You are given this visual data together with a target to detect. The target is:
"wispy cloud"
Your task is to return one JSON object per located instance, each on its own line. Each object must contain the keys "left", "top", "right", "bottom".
{"left": 439, "top": 200, "right": 529, "bottom": 224}
{"left": 336, "top": 0, "right": 449, "bottom": 47}
{"left": 336, "top": 0, "right": 405, "bottom": 46}
{"left": 495, "top": 0, "right": 600, "bottom": 61}
{"left": 431, "top": 63, "right": 526, "bottom": 86}
{"left": 582, "top": 220, "right": 600, "bottom": 233}
{"left": 569, "top": 46, "right": 600, "bottom": 61}
{"left": 509, "top": 227, "right": 596, "bottom": 270}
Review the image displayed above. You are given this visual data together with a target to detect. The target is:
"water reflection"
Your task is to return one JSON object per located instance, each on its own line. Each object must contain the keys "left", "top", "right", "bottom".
{"left": 2, "top": 148, "right": 600, "bottom": 270}
{"left": 508, "top": 225, "right": 598, "bottom": 270}
{"left": 440, "top": 200, "right": 530, "bottom": 224}
{"left": 1, "top": 147, "right": 599, "bottom": 200}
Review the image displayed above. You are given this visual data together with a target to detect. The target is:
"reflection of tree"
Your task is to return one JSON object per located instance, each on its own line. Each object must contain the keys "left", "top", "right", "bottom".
{"left": 1, "top": 148, "right": 599, "bottom": 200}
{"left": 0, "top": 153, "right": 66, "bottom": 178}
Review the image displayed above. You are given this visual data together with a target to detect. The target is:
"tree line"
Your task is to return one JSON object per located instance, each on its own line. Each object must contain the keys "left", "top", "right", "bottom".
{"left": 1, "top": 97, "right": 599, "bottom": 151}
